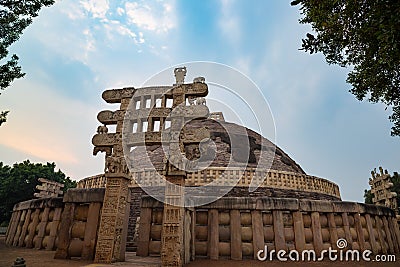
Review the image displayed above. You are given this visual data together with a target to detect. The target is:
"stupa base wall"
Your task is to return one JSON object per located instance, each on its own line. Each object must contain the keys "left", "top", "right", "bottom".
{"left": 6, "top": 189, "right": 400, "bottom": 262}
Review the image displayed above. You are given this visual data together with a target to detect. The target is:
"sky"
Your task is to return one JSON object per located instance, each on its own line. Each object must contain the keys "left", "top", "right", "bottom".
{"left": 0, "top": 0, "right": 399, "bottom": 202}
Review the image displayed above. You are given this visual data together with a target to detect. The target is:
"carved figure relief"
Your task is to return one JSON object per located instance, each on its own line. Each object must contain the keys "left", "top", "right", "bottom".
{"left": 170, "top": 131, "right": 180, "bottom": 142}
{"left": 174, "top": 67, "right": 187, "bottom": 85}
{"left": 105, "top": 156, "right": 128, "bottom": 174}
{"left": 195, "top": 97, "right": 206, "bottom": 105}
{"left": 188, "top": 96, "right": 196, "bottom": 106}
{"left": 97, "top": 125, "right": 108, "bottom": 134}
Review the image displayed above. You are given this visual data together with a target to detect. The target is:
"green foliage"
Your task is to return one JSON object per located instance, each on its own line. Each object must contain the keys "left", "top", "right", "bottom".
{"left": 390, "top": 172, "right": 400, "bottom": 210}
{"left": 0, "top": 0, "right": 55, "bottom": 125}
{"left": 0, "top": 160, "right": 76, "bottom": 225}
{"left": 364, "top": 189, "right": 373, "bottom": 204}
{"left": 291, "top": 0, "right": 400, "bottom": 136}
{"left": 0, "top": 110, "right": 9, "bottom": 126}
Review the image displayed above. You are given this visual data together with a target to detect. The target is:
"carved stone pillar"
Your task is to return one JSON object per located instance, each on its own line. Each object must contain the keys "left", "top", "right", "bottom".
{"left": 161, "top": 175, "right": 185, "bottom": 266}
{"left": 94, "top": 174, "right": 130, "bottom": 263}
{"left": 92, "top": 87, "right": 135, "bottom": 263}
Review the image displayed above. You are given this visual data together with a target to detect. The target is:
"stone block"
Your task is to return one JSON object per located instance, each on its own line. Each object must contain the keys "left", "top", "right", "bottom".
{"left": 68, "top": 238, "right": 83, "bottom": 257}
{"left": 141, "top": 196, "right": 163, "bottom": 208}
{"left": 332, "top": 201, "right": 359, "bottom": 213}
{"left": 63, "top": 188, "right": 105, "bottom": 203}
{"left": 299, "top": 200, "right": 333, "bottom": 212}
{"left": 194, "top": 241, "right": 207, "bottom": 256}
{"left": 256, "top": 198, "right": 299, "bottom": 210}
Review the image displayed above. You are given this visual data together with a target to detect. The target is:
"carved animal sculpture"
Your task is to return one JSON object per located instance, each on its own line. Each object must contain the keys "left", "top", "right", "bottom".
{"left": 187, "top": 96, "right": 196, "bottom": 105}
{"left": 193, "top": 76, "right": 205, "bottom": 83}
{"left": 195, "top": 97, "right": 206, "bottom": 105}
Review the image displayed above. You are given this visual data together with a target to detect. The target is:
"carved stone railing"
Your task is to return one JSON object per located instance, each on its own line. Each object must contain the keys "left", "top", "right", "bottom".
{"left": 138, "top": 196, "right": 400, "bottom": 259}
{"left": 76, "top": 174, "right": 106, "bottom": 189}
{"left": 77, "top": 168, "right": 341, "bottom": 199}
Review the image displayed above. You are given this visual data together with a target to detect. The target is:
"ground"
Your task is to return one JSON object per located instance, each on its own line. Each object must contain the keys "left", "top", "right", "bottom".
{"left": 0, "top": 235, "right": 398, "bottom": 267}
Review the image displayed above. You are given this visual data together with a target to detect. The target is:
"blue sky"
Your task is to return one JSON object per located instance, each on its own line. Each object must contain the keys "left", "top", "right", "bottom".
{"left": 0, "top": 0, "right": 398, "bottom": 202}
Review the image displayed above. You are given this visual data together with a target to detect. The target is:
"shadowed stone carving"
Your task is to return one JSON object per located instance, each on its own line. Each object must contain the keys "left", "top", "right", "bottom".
{"left": 369, "top": 167, "right": 398, "bottom": 215}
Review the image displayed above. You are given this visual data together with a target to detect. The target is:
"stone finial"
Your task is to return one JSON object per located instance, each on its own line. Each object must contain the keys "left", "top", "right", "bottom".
{"left": 174, "top": 67, "right": 187, "bottom": 85}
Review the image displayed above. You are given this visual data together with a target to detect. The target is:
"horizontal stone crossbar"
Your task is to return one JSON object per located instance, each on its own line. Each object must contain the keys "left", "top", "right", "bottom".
{"left": 140, "top": 196, "right": 395, "bottom": 216}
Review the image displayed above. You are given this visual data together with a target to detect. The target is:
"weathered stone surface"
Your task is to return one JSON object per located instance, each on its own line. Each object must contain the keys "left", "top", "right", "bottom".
{"left": 63, "top": 188, "right": 105, "bottom": 203}
{"left": 79, "top": 169, "right": 341, "bottom": 199}
{"left": 230, "top": 210, "right": 241, "bottom": 260}
{"left": 299, "top": 200, "right": 333, "bottom": 212}
{"left": 102, "top": 87, "right": 136, "bottom": 103}
{"left": 136, "top": 208, "right": 151, "bottom": 256}
{"left": 95, "top": 177, "right": 130, "bottom": 263}
{"left": 369, "top": 167, "right": 398, "bottom": 214}
{"left": 208, "top": 209, "right": 219, "bottom": 260}
{"left": 54, "top": 203, "right": 75, "bottom": 259}
{"left": 251, "top": 210, "right": 263, "bottom": 259}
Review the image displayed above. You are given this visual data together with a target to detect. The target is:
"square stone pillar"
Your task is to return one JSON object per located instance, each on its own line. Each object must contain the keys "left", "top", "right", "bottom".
{"left": 94, "top": 175, "right": 131, "bottom": 263}
{"left": 161, "top": 175, "right": 185, "bottom": 267}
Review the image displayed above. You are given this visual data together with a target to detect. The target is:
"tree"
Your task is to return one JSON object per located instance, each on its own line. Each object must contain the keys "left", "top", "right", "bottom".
{"left": 391, "top": 172, "right": 400, "bottom": 210}
{"left": 291, "top": 0, "right": 400, "bottom": 136}
{"left": 0, "top": 0, "right": 55, "bottom": 126}
{"left": 363, "top": 189, "right": 373, "bottom": 204}
{"left": 0, "top": 160, "right": 76, "bottom": 225}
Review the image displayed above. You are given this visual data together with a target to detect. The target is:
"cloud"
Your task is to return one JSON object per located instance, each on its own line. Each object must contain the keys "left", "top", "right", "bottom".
{"left": 28, "top": 0, "right": 178, "bottom": 70}
{"left": 82, "top": 28, "right": 96, "bottom": 58}
{"left": 61, "top": 1, "right": 85, "bottom": 20}
{"left": 124, "top": 1, "right": 176, "bottom": 33}
{"left": 218, "top": 0, "right": 241, "bottom": 45}
{"left": 80, "top": 0, "right": 110, "bottom": 19}
{"left": 100, "top": 19, "right": 146, "bottom": 45}
{"left": 0, "top": 78, "right": 103, "bottom": 179}
{"left": 117, "top": 7, "right": 125, "bottom": 16}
